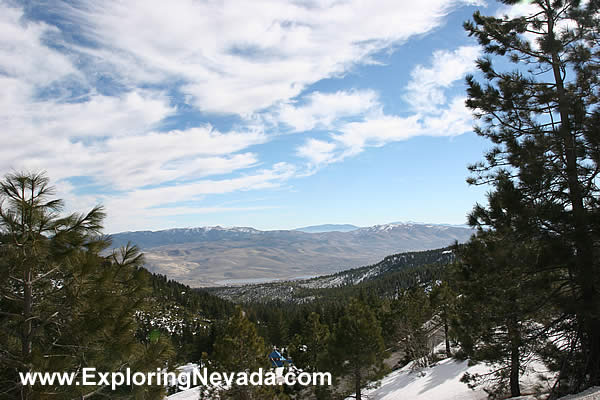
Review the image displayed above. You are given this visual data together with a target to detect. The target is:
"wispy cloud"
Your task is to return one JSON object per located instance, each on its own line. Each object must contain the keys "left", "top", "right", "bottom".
{"left": 277, "top": 90, "right": 380, "bottom": 132}
{"left": 0, "top": 5, "right": 76, "bottom": 84}
{"left": 0, "top": 0, "right": 483, "bottom": 232}
{"left": 297, "top": 138, "right": 339, "bottom": 166}
{"left": 58, "top": 0, "right": 481, "bottom": 115}
{"left": 295, "top": 46, "right": 481, "bottom": 167}
{"left": 100, "top": 163, "right": 296, "bottom": 231}
{"left": 404, "top": 46, "right": 481, "bottom": 113}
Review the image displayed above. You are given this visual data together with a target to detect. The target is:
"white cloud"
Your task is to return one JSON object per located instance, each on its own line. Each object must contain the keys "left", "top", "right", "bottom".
{"left": 297, "top": 139, "right": 338, "bottom": 165}
{"left": 0, "top": 87, "right": 175, "bottom": 183}
{"left": 59, "top": 0, "right": 481, "bottom": 115}
{"left": 0, "top": 4, "right": 76, "bottom": 85}
{"left": 334, "top": 114, "right": 424, "bottom": 152}
{"left": 277, "top": 90, "right": 379, "bottom": 132}
{"left": 101, "top": 162, "right": 296, "bottom": 232}
{"left": 296, "top": 95, "right": 473, "bottom": 166}
{"left": 1, "top": 108, "right": 267, "bottom": 191}
{"left": 104, "top": 127, "right": 265, "bottom": 157}
{"left": 295, "top": 47, "right": 479, "bottom": 166}
{"left": 0, "top": 1, "right": 285, "bottom": 232}
{"left": 404, "top": 46, "right": 480, "bottom": 112}
{"left": 423, "top": 96, "right": 474, "bottom": 136}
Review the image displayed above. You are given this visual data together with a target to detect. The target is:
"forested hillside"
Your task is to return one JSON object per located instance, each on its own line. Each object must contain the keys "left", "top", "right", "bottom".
{"left": 210, "top": 247, "right": 454, "bottom": 303}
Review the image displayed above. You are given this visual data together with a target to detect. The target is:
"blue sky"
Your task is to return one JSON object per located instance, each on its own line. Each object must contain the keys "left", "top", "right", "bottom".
{"left": 0, "top": 0, "right": 521, "bottom": 233}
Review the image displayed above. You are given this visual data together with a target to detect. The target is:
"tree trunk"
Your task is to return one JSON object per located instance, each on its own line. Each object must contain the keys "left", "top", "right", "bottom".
{"left": 22, "top": 270, "right": 32, "bottom": 357}
{"left": 546, "top": 0, "right": 599, "bottom": 387}
{"left": 21, "top": 259, "right": 33, "bottom": 400}
{"left": 355, "top": 368, "right": 362, "bottom": 400}
{"left": 508, "top": 320, "right": 521, "bottom": 398}
{"left": 510, "top": 339, "right": 521, "bottom": 398}
{"left": 443, "top": 312, "right": 451, "bottom": 357}
{"left": 20, "top": 184, "right": 34, "bottom": 400}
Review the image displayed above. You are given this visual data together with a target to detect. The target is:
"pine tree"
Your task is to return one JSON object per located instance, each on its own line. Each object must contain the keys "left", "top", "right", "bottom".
{"left": 0, "top": 172, "right": 172, "bottom": 399}
{"left": 266, "top": 309, "right": 289, "bottom": 348}
{"left": 464, "top": 0, "right": 600, "bottom": 392}
{"left": 451, "top": 181, "right": 556, "bottom": 398}
{"left": 430, "top": 280, "right": 457, "bottom": 358}
{"left": 392, "top": 288, "right": 433, "bottom": 368}
{"left": 289, "top": 312, "right": 329, "bottom": 372}
{"left": 212, "top": 306, "right": 278, "bottom": 400}
{"left": 289, "top": 312, "right": 331, "bottom": 399}
{"left": 329, "top": 298, "right": 385, "bottom": 400}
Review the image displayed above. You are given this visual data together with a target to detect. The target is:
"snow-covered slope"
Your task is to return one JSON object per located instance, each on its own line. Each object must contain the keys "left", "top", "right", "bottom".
{"left": 348, "top": 357, "right": 553, "bottom": 400}
{"left": 559, "top": 387, "right": 600, "bottom": 399}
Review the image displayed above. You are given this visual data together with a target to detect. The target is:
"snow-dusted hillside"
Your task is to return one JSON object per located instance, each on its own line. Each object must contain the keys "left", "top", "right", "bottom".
{"left": 211, "top": 247, "right": 453, "bottom": 303}
{"left": 348, "top": 357, "right": 554, "bottom": 400}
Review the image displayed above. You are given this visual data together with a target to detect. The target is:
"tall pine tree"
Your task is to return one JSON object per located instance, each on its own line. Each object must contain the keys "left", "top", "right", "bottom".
{"left": 451, "top": 179, "right": 556, "bottom": 398}
{"left": 329, "top": 298, "right": 385, "bottom": 400}
{"left": 289, "top": 312, "right": 331, "bottom": 400}
{"left": 430, "top": 280, "right": 457, "bottom": 358}
{"left": 464, "top": 0, "right": 600, "bottom": 392}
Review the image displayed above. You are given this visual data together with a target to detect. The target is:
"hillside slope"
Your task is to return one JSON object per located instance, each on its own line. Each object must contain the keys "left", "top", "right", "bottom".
{"left": 210, "top": 247, "right": 453, "bottom": 303}
{"left": 349, "top": 357, "right": 554, "bottom": 400}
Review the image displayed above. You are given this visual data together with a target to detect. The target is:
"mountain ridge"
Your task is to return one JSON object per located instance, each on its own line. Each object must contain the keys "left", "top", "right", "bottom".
{"left": 294, "top": 224, "right": 360, "bottom": 233}
{"left": 109, "top": 222, "right": 474, "bottom": 287}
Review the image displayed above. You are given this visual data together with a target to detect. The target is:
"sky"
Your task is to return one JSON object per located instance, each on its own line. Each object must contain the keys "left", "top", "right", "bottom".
{"left": 0, "top": 0, "right": 521, "bottom": 233}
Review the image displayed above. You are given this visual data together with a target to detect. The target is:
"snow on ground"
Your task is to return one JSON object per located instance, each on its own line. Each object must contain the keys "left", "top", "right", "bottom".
{"left": 352, "top": 359, "right": 490, "bottom": 400}
{"left": 348, "top": 356, "right": 553, "bottom": 400}
{"left": 166, "top": 358, "right": 596, "bottom": 400}
{"left": 559, "top": 387, "right": 600, "bottom": 399}
{"left": 166, "top": 387, "right": 200, "bottom": 400}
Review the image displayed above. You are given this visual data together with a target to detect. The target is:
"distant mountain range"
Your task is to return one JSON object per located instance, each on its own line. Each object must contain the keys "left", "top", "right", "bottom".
{"left": 294, "top": 222, "right": 471, "bottom": 233}
{"left": 110, "top": 223, "right": 474, "bottom": 287}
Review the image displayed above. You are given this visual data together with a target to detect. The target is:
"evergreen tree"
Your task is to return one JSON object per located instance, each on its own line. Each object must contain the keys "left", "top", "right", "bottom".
{"left": 430, "top": 280, "right": 457, "bottom": 358}
{"left": 451, "top": 182, "right": 556, "bottom": 398}
{"left": 0, "top": 172, "right": 172, "bottom": 399}
{"left": 289, "top": 312, "right": 331, "bottom": 399}
{"left": 289, "top": 313, "right": 329, "bottom": 372}
{"left": 392, "top": 288, "right": 433, "bottom": 368}
{"left": 212, "top": 306, "right": 279, "bottom": 400}
{"left": 329, "top": 298, "right": 385, "bottom": 400}
{"left": 213, "top": 307, "right": 268, "bottom": 373}
{"left": 266, "top": 309, "right": 289, "bottom": 348}
{"left": 464, "top": 0, "right": 600, "bottom": 392}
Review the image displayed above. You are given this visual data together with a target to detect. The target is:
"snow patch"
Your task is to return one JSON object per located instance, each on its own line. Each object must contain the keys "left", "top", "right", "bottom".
{"left": 347, "top": 357, "right": 554, "bottom": 400}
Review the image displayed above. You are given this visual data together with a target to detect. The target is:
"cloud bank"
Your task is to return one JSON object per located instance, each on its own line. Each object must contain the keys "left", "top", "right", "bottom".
{"left": 0, "top": 0, "right": 482, "bottom": 231}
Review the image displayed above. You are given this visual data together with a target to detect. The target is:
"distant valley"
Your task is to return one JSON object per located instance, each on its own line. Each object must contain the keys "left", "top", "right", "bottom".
{"left": 110, "top": 223, "right": 473, "bottom": 287}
